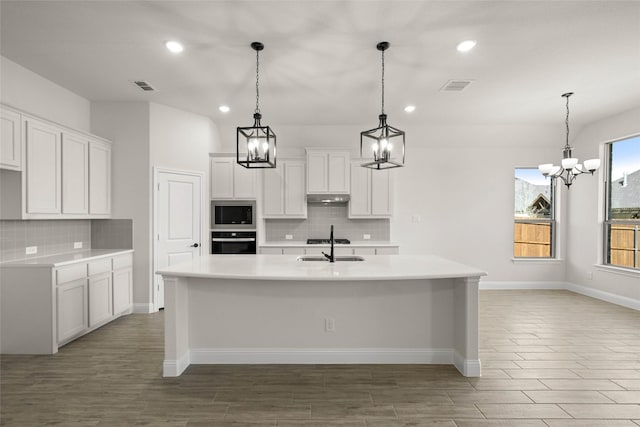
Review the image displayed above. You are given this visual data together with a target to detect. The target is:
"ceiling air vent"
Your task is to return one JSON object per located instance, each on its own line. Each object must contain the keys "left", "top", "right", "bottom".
{"left": 132, "top": 80, "right": 157, "bottom": 92}
{"left": 440, "top": 79, "right": 473, "bottom": 92}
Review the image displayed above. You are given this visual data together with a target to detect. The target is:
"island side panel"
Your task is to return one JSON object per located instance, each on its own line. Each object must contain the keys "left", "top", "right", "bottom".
{"left": 185, "top": 277, "right": 457, "bottom": 364}
{"left": 163, "top": 276, "right": 190, "bottom": 376}
{"left": 453, "top": 276, "right": 481, "bottom": 377}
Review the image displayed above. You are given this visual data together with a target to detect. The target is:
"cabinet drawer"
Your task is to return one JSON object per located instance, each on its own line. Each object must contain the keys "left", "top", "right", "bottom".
{"left": 112, "top": 253, "right": 132, "bottom": 270}
{"left": 88, "top": 258, "right": 112, "bottom": 276}
{"left": 56, "top": 263, "right": 87, "bottom": 285}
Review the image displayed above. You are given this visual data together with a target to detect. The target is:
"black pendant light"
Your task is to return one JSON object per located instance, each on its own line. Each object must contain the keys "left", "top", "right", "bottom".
{"left": 360, "top": 41, "right": 405, "bottom": 170}
{"left": 237, "top": 42, "right": 276, "bottom": 168}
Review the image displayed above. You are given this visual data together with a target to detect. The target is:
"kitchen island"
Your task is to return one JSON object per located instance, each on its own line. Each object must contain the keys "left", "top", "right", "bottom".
{"left": 158, "top": 254, "right": 486, "bottom": 377}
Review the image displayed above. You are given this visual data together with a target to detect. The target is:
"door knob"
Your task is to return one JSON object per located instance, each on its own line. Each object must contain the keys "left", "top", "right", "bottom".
{"left": 190, "top": 243, "right": 200, "bottom": 248}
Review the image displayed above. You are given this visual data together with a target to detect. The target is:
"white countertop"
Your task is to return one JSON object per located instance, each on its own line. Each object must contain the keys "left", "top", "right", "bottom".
{"left": 259, "top": 241, "right": 399, "bottom": 248}
{"left": 157, "top": 254, "right": 486, "bottom": 281}
{"left": 0, "top": 249, "right": 134, "bottom": 268}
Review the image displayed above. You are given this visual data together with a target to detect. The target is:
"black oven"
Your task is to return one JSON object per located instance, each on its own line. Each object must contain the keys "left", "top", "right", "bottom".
{"left": 212, "top": 201, "right": 255, "bottom": 228}
{"left": 211, "top": 231, "right": 257, "bottom": 254}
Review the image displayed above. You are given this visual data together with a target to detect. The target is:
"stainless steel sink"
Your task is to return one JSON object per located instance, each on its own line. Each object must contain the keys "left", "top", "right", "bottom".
{"left": 296, "top": 255, "right": 365, "bottom": 262}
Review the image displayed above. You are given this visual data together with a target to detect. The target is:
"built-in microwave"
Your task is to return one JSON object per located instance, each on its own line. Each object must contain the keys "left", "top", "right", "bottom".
{"left": 211, "top": 201, "right": 255, "bottom": 229}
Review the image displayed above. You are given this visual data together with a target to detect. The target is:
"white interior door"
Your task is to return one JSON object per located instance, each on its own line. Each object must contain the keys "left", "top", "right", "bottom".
{"left": 156, "top": 171, "right": 202, "bottom": 309}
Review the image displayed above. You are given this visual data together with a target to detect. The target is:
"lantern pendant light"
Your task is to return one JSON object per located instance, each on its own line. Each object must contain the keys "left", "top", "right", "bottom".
{"left": 360, "top": 41, "right": 405, "bottom": 169}
{"left": 237, "top": 42, "right": 276, "bottom": 168}
{"left": 538, "top": 92, "right": 600, "bottom": 187}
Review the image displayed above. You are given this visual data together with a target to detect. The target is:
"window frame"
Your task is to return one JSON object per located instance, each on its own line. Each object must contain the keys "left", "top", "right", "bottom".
{"left": 603, "top": 135, "right": 640, "bottom": 271}
{"left": 513, "top": 167, "right": 556, "bottom": 259}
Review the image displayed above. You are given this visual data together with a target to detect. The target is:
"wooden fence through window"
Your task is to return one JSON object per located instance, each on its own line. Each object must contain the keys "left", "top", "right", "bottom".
{"left": 608, "top": 223, "right": 639, "bottom": 269}
{"left": 514, "top": 221, "right": 551, "bottom": 258}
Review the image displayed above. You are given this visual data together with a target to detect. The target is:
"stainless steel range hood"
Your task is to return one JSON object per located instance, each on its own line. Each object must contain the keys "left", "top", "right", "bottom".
{"left": 307, "top": 194, "right": 350, "bottom": 204}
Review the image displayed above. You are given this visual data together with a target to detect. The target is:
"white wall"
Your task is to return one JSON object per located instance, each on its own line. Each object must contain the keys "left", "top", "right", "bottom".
{"left": 91, "top": 102, "right": 153, "bottom": 311}
{"left": 0, "top": 56, "right": 90, "bottom": 131}
{"left": 218, "top": 122, "right": 564, "bottom": 283}
{"left": 565, "top": 107, "right": 640, "bottom": 304}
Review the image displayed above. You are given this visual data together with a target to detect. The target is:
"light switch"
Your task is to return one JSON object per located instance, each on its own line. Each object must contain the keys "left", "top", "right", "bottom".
{"left": 285, "top": 234, "right": 293, "bottom": 240}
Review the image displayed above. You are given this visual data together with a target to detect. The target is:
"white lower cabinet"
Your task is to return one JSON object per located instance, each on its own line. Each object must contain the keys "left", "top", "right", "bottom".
{"left": 113, "top": 267, "right": 133, "bottom": 316}
{"left": 0, "top": 251, "right": 134, "bottom": 354}
{"left": 88, "top": 273, "right": 112, "bottom": 327}
{"left": 56, "top": 278, "right": 88, "bottom": 344}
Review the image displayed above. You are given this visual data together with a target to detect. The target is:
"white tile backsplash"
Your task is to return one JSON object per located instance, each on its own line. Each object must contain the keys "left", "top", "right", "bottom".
{"left": 265, "top": 204, "right": 390, "bottom": 241}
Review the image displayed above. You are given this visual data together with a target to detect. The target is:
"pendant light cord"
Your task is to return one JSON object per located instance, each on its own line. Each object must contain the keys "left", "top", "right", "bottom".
{"left": 381, "top": 48, "right": 385, "bottom": 115}
{"left": 564, "top": 94, "right": 570, "bottom": 148}
{"left": 255, "top": 48, "right": 260, "bottom": 114}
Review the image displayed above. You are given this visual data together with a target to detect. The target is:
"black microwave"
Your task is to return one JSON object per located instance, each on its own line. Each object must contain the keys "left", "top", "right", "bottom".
{"left": 212, "top": 201, "right": 255, "bottom": 229}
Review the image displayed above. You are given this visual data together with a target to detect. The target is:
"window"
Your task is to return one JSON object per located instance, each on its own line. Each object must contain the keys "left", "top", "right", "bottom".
{"left": 604, "top": 135, "right": 640, "bottom": 270}
{"left": 514, "top": 168, "right": 554, "bottom": 258}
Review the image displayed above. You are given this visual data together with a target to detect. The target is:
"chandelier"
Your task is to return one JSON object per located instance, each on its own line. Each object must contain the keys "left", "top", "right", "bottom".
{"left": 360, "top": 41, "right": 405, "bottom": 169}
{"left": 237, "top": 42, "right": 276, "bottom": 168}
{"left": 538, "top": 92, "right": 600, "bottom": 187}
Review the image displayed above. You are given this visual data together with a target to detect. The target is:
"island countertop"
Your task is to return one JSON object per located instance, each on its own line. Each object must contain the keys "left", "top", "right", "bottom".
{"left": 157, "top": 254, "right": 486, "bottom": 281}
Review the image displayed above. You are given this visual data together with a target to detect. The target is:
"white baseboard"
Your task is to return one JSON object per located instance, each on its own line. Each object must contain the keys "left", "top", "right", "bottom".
{"left": 480, "top": 281, "right": 566, "bottom": 290}
{"left": 163, "top": 352, "right": 190, "bottom": 377}
{"left": 190, "top": 347, "right": 459, "bottom": 364}
{"left": 480, "top": 281, "right": 639, "bottom": 311}
{"left": 567, "top": 282, "right": 640, "bottom": 311}
{"left": 133, "top": 303, "right": 155, "bottom": 314}
{"left": 453, "top": 350, "right": 482, "bottom": 377}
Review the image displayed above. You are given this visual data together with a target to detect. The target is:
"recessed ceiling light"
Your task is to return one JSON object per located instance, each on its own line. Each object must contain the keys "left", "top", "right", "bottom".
{"left": 456, "top": 40, "right": 477, "bottom": 52}
{"left": 165, "top": 40, "right": 184, "bottom": 53}
{"left": 219, "top": 105, "right": 230, "bottom": 113}
{"left": 404, "top": 105, "right": 416, "bottom": 113}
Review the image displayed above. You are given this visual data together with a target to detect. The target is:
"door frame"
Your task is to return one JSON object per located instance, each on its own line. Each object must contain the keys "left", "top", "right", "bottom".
{"left": 152, "top": 167, "right": 205, "bottom": 312}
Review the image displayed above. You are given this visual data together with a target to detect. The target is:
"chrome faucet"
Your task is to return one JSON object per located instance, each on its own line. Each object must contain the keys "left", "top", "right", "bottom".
{"left": 322, "top": 225, "right": 335, "bottom": 263}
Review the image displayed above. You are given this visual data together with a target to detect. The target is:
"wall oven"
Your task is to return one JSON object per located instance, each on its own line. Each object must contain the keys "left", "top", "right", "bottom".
{"left": 211, "top": 231, "right": 257, "bottom": 254}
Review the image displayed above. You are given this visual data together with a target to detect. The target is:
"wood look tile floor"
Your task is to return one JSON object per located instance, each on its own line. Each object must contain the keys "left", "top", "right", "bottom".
{"left": 2, "top": 290, "right": 640, "bottom": 426}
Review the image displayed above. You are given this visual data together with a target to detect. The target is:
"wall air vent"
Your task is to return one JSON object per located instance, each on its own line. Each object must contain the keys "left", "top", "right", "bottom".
{"left": 132, "top": 80, "right": 157, "bottom": 92}
{"left": 440, "top": 79, "right": 473, "bottom": 92}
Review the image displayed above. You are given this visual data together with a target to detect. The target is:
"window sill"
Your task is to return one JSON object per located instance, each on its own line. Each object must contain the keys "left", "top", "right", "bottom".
{"left": 594, "top": 264, "right": 640, "bottom": 278}
{"left": 511, "top": 258, "right": 564, "bottom": 265}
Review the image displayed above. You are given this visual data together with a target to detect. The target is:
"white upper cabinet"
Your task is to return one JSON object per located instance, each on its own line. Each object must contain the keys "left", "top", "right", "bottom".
{"left": 262, "top": 160, "right": 307, "bottom": 218}
{"left": 306, "top": 149, "right": 350, "bottom": 194}
{"left": 89, "top": 139, "right": 111, "bottom": 216}
{"left": 349, "top": 160, "right": 393, "bottom": 218}
{"left": 0, "top": 105, "right": 112, "bottom": 219}
{"left": 0, "top": 106, "right": 22, "bottom": 171}
{"left": 210, "top": 156, "right": 257, "bottom": 199}
{"left": 25, "top": 118, "right": 62, "bottom": 215}
{"left": 62, "top": 132, "right": 89, "bottom": 215}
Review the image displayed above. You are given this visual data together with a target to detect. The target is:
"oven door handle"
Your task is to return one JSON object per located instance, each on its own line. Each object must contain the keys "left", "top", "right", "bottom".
{"left": 212, "top": 238, "right": 256, "bottom": 242}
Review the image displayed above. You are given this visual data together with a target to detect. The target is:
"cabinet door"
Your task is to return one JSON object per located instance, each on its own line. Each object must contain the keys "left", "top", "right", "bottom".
{"left": 210, "top": 157, "right": 234, "bottom": 199}
{"left": 233, "top": 161, "right": 257, "bottom": 199}
{"left": 306, "top": 152, "right": 328, "bottom": 193}
{"left": 328, "top": 152, "right": 350, "bottom": 193}
{"left": 284, "top": 161, "right": 307, "bottom": 217}
{"left": 349, "top": 162, "right": 370, "bottom": 217}
{"left": 89, "top": 273, "right": 112, "bottom": 327}
{"left": 89, "top": 140, "right": 111, "bottom": 215}
{"left": 62, "top": 132, "right": 89, "bottom": 214}
{"left": 262, "top": 167, "right": 284, "bottom": 216}
{"left": 0, "top": 107, "right": 22, "bottom": 170}
{"left": 57, "top": 279, "right": 88, "bottom": 343}
{"left": 259, "top": 247, "right": 284, "bottom": 254}
{"left": 113, "top": 268, "right": 132, "bottom": 315}
{"left": 371, "top": 168, "right": 393, "bottom": 216}
{"left": 25, "top": 118, "right": 61, "bottom": 214}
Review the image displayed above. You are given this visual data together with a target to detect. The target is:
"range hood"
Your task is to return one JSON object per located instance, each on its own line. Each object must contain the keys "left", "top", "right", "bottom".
{"left": 307, "top": 194, "right": 350, "bottom": 204}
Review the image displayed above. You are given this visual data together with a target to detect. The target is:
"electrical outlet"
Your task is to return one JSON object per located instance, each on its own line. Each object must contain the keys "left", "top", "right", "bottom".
{"left": 587, "top": 271, "right": 593, "bottom": 280}
{"left": 412, "top": 214, "right": 421, "bottom": 223}
{"left": 74, "top": 241, "right": 83, "bottom": 249}
{"left": 25, "top": 246, "right": 38, "bottom": 255}
{"left": 363, "top": 234, "right": 371, "bottom": 240}
{"left": 325, "top": 317, "right": 335, "bottom": 332}
{"left": 285, "top": 234, "right": 293, "bottom": 240}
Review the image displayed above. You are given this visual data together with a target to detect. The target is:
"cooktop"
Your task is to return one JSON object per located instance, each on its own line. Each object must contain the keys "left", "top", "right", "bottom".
{"left": 307, "top": 238, "right": 351, "bottom": 244}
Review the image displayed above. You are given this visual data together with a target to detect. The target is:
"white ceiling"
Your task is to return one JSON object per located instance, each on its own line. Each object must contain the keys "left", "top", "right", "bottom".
{"left": 1, "top": 1, "right": 639, "bottom": 129}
